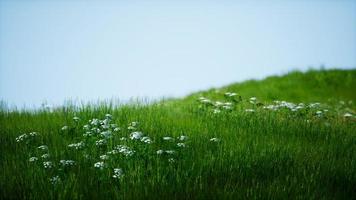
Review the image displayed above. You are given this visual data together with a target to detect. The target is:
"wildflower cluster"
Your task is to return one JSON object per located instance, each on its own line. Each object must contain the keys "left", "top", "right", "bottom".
{"left": 198, "top": 96, "right": 235, "bottom": 114}
{"left": 196, "top": 92, "right": 355, "bottom": 120}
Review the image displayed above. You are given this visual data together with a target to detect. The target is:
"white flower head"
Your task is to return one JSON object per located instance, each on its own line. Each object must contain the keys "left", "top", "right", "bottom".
{"left": 177, "top": 143, "right": 186, "bottom": 148}
{"left": 29, "top": 132, "right": 38, "bottom": 137}
{"left": 50, "top": 176, "right": 61, "bottom": 185}
{"left": 100, "top": 154, "right": 109, "bottom": 160}
{"left": 344, "top": 113, "right": 353, "bottom": 118}
{"left": 73, "top": 116, "right": 80, "bottom": 122}
{"left": 95, "top": 139, "right": 107, "bottom": 146}
{"left": 29, "top": 157, "right": 38, "bottom": 162}
{"left": 141, "top": 136, "right": 152, "bottom": 144}
{"left": 215, "top": 101, "right": 224, "bottom": 107}
{"left": 178, "top": 135, "right": 188, "bottom": 141}
{"left": 107, "top": 150, "right": 119, "bottom": 155}
{"left": 100, "top": 131, "right": 112, "bottom": 138}
{"left": 43, "top": 161, "right": 53, "bottom": 169}
{"left": 163, "top": 136, "right": 173, "bottom": 141}
{"left": 61, "top": 126, "right": 68, "bottom": 131}
{"left": 90, "top": 118, "right": 100, "bottom": 126}
{"left": 60, "top": 160, "right": 75, "bottom": 166}
{"left": 41, "top": 154, "right": 50, "bottom": 159}
{"left": 115, "top": 145, "right": 135, "bottom": 157}
{"left": 113, "top": 168, "right": 124, "bottom": 179}
{"left": 15, "top": 134, "right": 28, "bottom": 142}
{"left": 83, "top": 124, "right": 90, "bottom": 130}
{"left": 213, "top": 109, "right": 221, "bottom": 114}
{"left": 37, "top": 145, "right": 48, "bottom": 151}
{"left": 156, "top": 150, "right": 164, "bottom": 155}
{"left": 130, "top": 131, "right": 143, "bottom": 140}
{"left": 68, "top": 141, "right": 85, "bottom": 150}
{"left": 165, "top": 150, "right": 175, "bottom": 155}
{"left": 94, "top": 161, "right": 105, "bottom": 170}
{"left": 210, "top": 138, "right": 220, "bottom": 142}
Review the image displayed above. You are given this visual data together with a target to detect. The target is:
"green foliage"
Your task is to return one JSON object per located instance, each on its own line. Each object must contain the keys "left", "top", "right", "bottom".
{"left": 1, "top": 69, "right": 356, "bottom": 199}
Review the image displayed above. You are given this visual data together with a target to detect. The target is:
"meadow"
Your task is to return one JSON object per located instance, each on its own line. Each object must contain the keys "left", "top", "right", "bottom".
{"left": 1, "top": 69, "right": 356, "bottom": 199}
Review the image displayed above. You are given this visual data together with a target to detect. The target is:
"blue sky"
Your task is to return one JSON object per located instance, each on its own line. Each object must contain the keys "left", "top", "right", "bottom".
{"left": 0, "top": 0, "right": 355, "bottom": 107}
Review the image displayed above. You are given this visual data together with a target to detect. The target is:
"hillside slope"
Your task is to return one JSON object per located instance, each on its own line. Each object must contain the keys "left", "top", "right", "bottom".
{"left": 185, "top": 68, "right": 356, "bottom": 104}
{"left": 1, "top": 69, "right": 355, "bottom": 199}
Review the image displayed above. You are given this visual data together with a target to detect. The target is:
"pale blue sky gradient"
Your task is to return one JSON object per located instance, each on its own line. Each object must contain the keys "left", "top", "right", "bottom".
{"left": 1, "top": 0, "right": 355, "bottom": 107}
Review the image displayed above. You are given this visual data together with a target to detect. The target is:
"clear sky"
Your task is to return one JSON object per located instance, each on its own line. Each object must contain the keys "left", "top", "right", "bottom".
{"left": 1, "top": 0, "right": 355, "bottom": 107}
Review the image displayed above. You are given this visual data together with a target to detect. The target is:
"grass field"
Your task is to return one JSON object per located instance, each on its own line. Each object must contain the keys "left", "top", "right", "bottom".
{"left": 1, "top": 69, "right": 356, "bottom": 199}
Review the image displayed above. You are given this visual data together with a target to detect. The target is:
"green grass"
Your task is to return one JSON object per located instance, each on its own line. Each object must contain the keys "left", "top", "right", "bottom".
{"left": 1, "top": 69, "right": 356, "bottom": 199}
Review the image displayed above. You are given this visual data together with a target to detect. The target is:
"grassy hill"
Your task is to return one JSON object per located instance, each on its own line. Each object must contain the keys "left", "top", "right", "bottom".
{"left": 185, "top": 68, "right": 356, "bottom": 103}
{"left": 1, "top": 69, "right": 355, "bottom": 199}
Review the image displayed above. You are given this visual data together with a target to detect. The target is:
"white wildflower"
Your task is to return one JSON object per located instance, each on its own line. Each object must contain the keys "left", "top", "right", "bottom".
{"left": 130, "top": 131, "right": 143, "bottom": 140}
{"left": 177, "top": 143, "right": 185, "bottom": 148}
{"left": 37, "top": 145, "right": 48, "bottom": 150}
{"left": 113, "top": 127, "right": 121, "bottom": 132}
{"left": 105, "top": 114, "right": 112, "bottom": 119}
{"left": 168, "top": 158, "right": 175, "bottom": 163}
{"left": 113, "top": 168, "right": 124, "bottom": 179}
{"left": 73, "top": 116, "right": 80, "bottom": 122}
{"left": 309, "top": 102, "right": 321, "bottom": 108}
{"left": 29, "top": 157, "right": 38, "bottom": 162}
{"left": 156, "top": 150, "right": 164, "bottom": 155}
{"left": 245, "top": 109, "right": 255, "bottom": 113}
{"left": 107, "top": 150, "right": 119, "bottom": 155}
{"left": 210, "top": 138, "right": 220, "bottom": 142}
{"left": 94, "top": 161, "right": 105, "bottom": 170}
{"left": 178, "top": 135, "right": 188, "bottom": 141}
{"left": 91, "top": 127, "right": 101, "bottom": 134}
{"left": 129, "top": 121, "right": 139, "bottom": 127}
{"left": 215, "top": 101, "right": 224, "bottom": 107}
{"left": 213, "top": 109, "right": 221, "bottom": 114}
{"left": 83, "top": 131, "right": 93, "bottom": 137}
{"left": 222, "top": 105, "right": 232, "bottom": 110}
{"left": 61, "top": 126, "right": 68, "bottom": 131}
{"left": 165, "top": 150, "right": 175, "bottom": 155}
{"left": 83, "top": 124, "right": 90, "bottom": 130}
{"left": 43, "top": 161, "right": 53, "bottom": 169}
{"left": 201, "top": 99, "right": 212, "bottom": 104}
{"left": 41, "top": 154, "right": 50, "bottom": 159}
{"left": 68, "top": 141, "right": 85, "bottom": 149}
{"left": 95, "top": 139, "right": 107, "bottom": 146}
{"left": 49, "top": 176, "right": 61, "bottom": 185}
{"left": 163, "top": 136, "right": 173, "bottom": 141}
{"left": 344, "top": 113, "right": 353, "bottom": 118}
{"left": 59, "top": 160, "right": 75, "bottom": 166}
{"left": 100, "top": 131, "right": 112, "bottom": 138}
{"left": 90, "top": 118, "right": 100, "bottom": 126}
{"left": 115, "top": 145, "right": 135, "bottom": 157}
{"left": 141, "top": 136, "right": 152, "bottom": 144}
{"left": 15, "top": 134, "right": 28, "bottom": 142}
{"left": 29, "top": 132, "right": 38, "bottom": 137}
{"left": 100, "top": 155, "right": 109, "bottom": 160}
{"left": 225, "top": 92, "right": 237, "bottom": 97}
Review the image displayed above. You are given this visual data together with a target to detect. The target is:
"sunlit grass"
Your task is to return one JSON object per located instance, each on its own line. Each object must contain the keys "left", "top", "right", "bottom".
{"left": 1, "top": 69, "right": 356, "bottom": 199}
